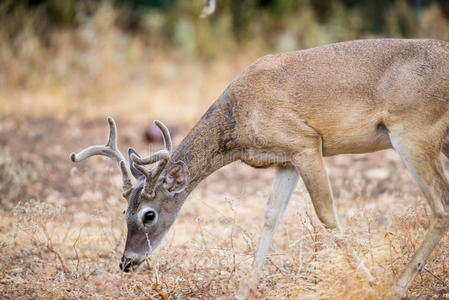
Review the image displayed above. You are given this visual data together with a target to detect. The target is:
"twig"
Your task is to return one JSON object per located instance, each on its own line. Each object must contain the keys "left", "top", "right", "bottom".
{"left": 226, "top": 228, "right": 236, "bottom": 282}
{"left": 41, "top": 222, "right": 71, "bottom": 273}
{"left": 136, "top": 284, "right": 155, "bottom": 299}
{"left": 424, "top": 266, "right": 445, "bottom": 285}
{"left": 267, "top": 257, "right": 285, "bottom": 274}
{"left": 385, "top": 231, "right": 397, "bottom": 277}
{"left": 73, "top": 228, "right": 82, "bottom": 271}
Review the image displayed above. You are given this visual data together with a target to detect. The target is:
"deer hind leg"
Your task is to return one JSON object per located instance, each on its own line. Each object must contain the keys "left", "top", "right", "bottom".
{"left": 389, "top": 129, "right": 449, "bottom": 298}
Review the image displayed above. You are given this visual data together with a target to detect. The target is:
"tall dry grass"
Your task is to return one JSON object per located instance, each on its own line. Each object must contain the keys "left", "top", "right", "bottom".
{"left": 1, "top": 2, "right": 449, "bottom": 122}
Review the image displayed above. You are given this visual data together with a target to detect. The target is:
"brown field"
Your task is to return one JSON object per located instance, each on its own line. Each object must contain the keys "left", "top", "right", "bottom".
{"left": 1, "top": 9, "right": 449, "bottom": 298}
{"left": 2, "top": 94, "right": 449, "bottom": 299}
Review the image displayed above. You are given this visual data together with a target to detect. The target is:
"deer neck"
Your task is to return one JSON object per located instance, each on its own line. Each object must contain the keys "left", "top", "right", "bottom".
{"left": 169, "top": 88, "right": 240, "bottom": 197}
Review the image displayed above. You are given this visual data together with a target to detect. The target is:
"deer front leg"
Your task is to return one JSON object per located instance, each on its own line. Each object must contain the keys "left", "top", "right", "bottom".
{"left": 293, "top": 145, "right": 374, "bottom": 282}
{"left": 293, "top": 147, "right": 338, "bottom": 229}
{"left": 236, "top": 166, "right": 298, "bottom": 300}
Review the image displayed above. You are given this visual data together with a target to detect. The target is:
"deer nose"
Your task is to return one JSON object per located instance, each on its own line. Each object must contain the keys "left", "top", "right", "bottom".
{"left": 119, "top": 257, "right": 132, "bottom": 272}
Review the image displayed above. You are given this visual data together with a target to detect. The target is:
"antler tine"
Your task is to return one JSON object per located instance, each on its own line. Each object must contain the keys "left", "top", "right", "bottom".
{"left": 132, "top": 150, "right": 170, "bottom": 166}
{"left": 131, "top": 151, "right": 170, "bottom": 196}
{"left": 119, "top": 160, "right": 133, "bottom": 198}
{"left": 70, "top": 117, "right": 133, "bottom": 197}
{"left": 131, "top": 120, "right": 173, "bottom": 196}
{"left": 154, "top": 120, "right": 172, "bottom": 153}
{"left": 106, "top": 116, "right": 120, "bottom": 153}
{"left": 70, "top": 117, "right": 125, "bottom": 163}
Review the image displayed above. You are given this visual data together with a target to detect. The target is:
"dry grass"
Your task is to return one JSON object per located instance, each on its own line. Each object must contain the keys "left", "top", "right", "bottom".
{"left": 0, "top": 3, "right": 265, "bottom": 124}
{"left": 2, "top": 4, "right": 449, "bottom": 299}
{"left": 1, "top": 116, "right": 449, "bottom": 299}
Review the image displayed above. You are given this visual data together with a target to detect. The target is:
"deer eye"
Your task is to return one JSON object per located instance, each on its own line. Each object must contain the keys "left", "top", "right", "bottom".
{"left": 143, "top": 210, "right": 156, "bottom": 224}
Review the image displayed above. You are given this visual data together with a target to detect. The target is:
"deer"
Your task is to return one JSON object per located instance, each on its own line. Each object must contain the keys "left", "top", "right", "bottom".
{"left": 70, "top": 38, "right": 449, "bottom": 298}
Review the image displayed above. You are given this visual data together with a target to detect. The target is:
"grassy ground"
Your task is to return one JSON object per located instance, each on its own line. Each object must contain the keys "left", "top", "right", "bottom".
{"left": 1, "top": 108, "right": 449, "bottom": 299}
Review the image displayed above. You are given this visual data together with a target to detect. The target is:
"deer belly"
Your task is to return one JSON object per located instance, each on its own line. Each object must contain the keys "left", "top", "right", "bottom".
{"left": 241, "top": 149, "right": 292, "bottom": 168}
{"left": 321, "top": 123, "right": 392, "bottom": 156}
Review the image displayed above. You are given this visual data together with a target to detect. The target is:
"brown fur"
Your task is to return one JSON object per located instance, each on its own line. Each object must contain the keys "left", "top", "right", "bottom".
{"left": 230, "top": 39, "right": 449, "bottom": 158}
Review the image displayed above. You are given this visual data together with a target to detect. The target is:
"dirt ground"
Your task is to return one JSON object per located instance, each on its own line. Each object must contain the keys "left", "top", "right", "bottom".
{"left": 0, "top": 114, "right": 448, "bottom": 300}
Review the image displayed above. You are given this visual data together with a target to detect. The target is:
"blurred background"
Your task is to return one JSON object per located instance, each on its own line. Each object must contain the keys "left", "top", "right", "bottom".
{"left": 1, "top": 0, "right": 449, "bottom": 123}
{"left": 1, "top": 1, "right": 449, "bottom": 298}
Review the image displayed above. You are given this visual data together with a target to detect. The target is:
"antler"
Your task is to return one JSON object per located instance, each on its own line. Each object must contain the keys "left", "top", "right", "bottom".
{"left": 70, "top": 117, "right": 133, "bottom": 198}
{"left": 131, "top": 120, "right": 172, "bottom": 196}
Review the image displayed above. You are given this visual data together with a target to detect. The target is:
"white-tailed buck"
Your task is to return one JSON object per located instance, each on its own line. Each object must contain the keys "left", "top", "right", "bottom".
{"left": 71, "top": 39, "right": 449, "bottom": 298}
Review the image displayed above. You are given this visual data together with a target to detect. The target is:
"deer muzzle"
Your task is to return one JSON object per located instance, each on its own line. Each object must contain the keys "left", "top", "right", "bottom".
{"left": 119, "top": 252, "right": 148, "bottom": 272}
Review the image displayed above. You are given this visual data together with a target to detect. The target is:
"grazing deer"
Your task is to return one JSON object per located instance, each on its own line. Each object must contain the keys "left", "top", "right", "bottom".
{"left": 71, "top": 39, "right": 449, "bottom": 298}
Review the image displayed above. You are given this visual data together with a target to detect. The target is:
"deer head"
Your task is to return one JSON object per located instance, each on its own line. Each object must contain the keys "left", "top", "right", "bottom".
{"left": 70, "top": 117, "right": 189, "bottom": 272}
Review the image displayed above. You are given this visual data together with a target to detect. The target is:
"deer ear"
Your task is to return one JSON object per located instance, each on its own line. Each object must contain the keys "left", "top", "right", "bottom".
{"left": 128, "top": 148, "right": 144, "bottom": 180}
{"left": 163, "top": 161, "right": 189, "bottom": 194}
